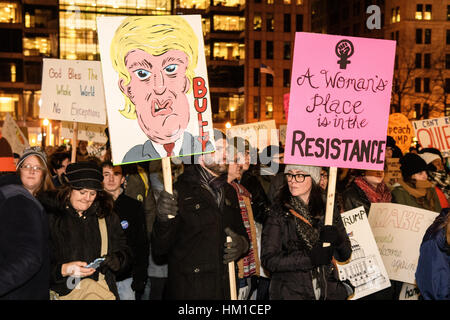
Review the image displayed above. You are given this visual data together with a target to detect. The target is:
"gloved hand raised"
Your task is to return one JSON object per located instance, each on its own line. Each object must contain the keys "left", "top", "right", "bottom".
{"left": 223, "top": 227, "right": 249, "bottom": 264}
{"left": 156, "top": 190, "right": 178, "bottom": 222}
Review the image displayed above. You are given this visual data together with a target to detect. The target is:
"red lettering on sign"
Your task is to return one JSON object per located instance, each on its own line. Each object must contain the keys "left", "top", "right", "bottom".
{"left": 193, "top": 76, "right": 209, "bottom": 151}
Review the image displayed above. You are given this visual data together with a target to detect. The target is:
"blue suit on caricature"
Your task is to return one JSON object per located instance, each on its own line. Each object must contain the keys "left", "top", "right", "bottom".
{"left": 122, "top": 131, "right": 213, "bottom": 164}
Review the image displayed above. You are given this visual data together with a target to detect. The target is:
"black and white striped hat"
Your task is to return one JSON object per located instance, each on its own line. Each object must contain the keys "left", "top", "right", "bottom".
{"left": 63, "top": 161, "right": 103, "bottom": 191}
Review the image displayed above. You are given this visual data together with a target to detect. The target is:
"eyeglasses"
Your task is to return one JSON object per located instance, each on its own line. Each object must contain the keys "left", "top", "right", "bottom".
{"left": 285, "top": 173, "right": 311, "bottom": 183}
{"left": 21, "top": 164, "right": 44, "bottom": 172}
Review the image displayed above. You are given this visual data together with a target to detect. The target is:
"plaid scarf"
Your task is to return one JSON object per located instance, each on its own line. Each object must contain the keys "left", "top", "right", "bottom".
{"left": 427, "top": 170, "right": 450, "bottom": 201}
{"left": 230, "top": 182, "right": 258, "bottom": 278}
{"left": 354, "top": 176, "right": 392, "bottom": 203}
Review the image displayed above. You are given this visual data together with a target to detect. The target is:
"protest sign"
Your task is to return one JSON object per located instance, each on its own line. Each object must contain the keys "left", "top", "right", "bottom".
{"left": 279, "top": 124, "right": 287, "bottom": 146}
{"left": 384, "top": 158, "right": 401, "bottom": 187}
{"left": 40, "top": 59, "right": 106, "bottom": 125}
{"left": 60, "top": 121, "right": 108, "bottom": 144}
{"left": 412, "top": 116, "right": 450, "bottom": 157}
{"left": 226, "top": 120, "right": 278, "bottom": 152}
{"left": 399, "top": 283, "right": 420, "bottom": 300}
{"left": 1, "top": 113, "right": 29, "bottom": 155}
{"left": 368, "top": 203, "right": 438, "bottom": 284}
{"left": 97, "top": 15, "right": 215, "bottom": 165}
{"left": 337, "top": 207, "right": 391, "bottom": 299}
{"left": 387, "top": 113, "right": 414, "bottom": 154}
{"left": 284, "top": 33, "right": 395, "bottom": 170}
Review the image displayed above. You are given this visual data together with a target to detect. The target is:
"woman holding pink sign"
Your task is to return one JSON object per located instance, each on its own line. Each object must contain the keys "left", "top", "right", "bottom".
{"left": 261, "top": 164, "right": 352, "bottom": 300}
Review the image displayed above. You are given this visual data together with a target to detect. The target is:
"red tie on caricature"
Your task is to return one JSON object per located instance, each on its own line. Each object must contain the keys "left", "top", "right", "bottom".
{"left": 163, "top": 143, "right": 175, "bottom": 157}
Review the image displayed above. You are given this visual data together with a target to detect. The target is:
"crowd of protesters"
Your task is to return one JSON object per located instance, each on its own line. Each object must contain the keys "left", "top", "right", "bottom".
{"left": 0, "top": 132, "right": 449, "bottom": 300}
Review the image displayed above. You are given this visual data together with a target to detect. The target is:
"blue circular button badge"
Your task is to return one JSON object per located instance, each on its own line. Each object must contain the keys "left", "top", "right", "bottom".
{"left": 121, "top": 220, "right": 129, "bottom": 230}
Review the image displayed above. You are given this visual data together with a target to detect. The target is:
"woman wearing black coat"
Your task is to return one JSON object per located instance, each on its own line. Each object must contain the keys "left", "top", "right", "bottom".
{"left": 38, "top": 162, "right": 131, "bottom": 299}
{"left": 261, "top": 164, "right": 352, "bottom": 300}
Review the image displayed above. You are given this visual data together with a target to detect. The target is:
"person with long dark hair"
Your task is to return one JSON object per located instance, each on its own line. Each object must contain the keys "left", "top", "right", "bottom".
{"left": 261, "top": 164, "right": 352, "bottom": 300}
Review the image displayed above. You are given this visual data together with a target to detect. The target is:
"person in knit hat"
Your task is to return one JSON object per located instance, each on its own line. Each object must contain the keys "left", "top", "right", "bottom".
{"left": 419, "top": 150, "right": 450, "bottom": 209}
{"left": 0, "top": 137, "right": 16, "bottom": 173}
{"left": 392, "top": 152, "right": 442, "bottom": 213}
{"left": 260, "top": 163, "right": 352, "bottom": 300}
{"left": 0, "top": 144, "right": 51, "bottom": 299}
{"left": 37, "top": 161, "right": 132, "bottom": 299}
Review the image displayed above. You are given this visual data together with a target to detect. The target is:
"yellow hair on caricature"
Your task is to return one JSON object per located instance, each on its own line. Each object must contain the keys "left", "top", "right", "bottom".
{"left": 110, "top": 16, "right": 199, "bottom": 119}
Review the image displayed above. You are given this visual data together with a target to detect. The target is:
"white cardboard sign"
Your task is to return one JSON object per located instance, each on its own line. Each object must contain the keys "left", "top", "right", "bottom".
{"left": 40, "top": 58, "right": 106, "bottom": 125}
{"left": 368, "top": 203, "right": 438, "bottom": 284}
{"left": 337, "top": 206, "right": 391, "bottom": 299}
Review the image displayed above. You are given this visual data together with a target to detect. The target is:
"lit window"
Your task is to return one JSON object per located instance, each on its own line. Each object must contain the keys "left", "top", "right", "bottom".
{"left": 424, "top": 4, "right": 432, "bottom": 20}
{"left": 253, "top": 14, "right": 262, "bottom": 31}
{"left": 265, "top": 96, "right": 273, "bottom": 119}
{"left": 392, "top": 6, "right": 400, "bottom": 23}
{"left": 0, "top": 3, "right": 19, "bottom": 23}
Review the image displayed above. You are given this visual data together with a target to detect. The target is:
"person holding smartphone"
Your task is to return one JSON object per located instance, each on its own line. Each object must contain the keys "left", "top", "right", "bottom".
{"left": 38, "top": 161, "right": 131, "bottom": 300}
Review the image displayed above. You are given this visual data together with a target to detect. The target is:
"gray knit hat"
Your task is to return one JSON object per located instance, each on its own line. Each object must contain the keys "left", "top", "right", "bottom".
{"left": 17, "top": 146, "right": 47, "bottom": 170}
{"left": 284, "top": 164, "right": 321, "bottom": 184}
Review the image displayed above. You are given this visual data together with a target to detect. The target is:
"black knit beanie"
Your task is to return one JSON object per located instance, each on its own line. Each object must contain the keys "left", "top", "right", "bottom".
{"left": 400, "top": 153, "right": 427, "bottom": 180}
{"left": 63, "top": 161, "right": 103, "bottom": 191}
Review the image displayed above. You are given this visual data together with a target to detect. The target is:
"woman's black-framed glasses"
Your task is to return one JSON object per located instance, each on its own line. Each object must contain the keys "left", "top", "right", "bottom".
{"left": 285, "top": 173, "right": 311, "bottom": 183}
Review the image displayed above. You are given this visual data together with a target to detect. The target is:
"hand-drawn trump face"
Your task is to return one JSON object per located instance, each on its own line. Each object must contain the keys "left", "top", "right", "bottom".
{"left": 119, "top": 49, "right": 190, "bottom": 145}
{"left": 111, "top": 16, "right": 198, "bottom": 146}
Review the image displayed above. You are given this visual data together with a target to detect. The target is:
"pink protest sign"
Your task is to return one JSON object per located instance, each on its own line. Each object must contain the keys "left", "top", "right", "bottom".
{"left": 284, "top": 33, "right": 395, "bottom": 170}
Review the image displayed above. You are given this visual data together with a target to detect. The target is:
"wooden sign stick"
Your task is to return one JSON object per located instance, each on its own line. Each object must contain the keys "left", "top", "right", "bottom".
{"left": 161, "top": 157, "right": 175, "bottom": 219}
{"left": 324, "top": 166, "right": 338, "bottom": 247}
{"left": 227, "top": 236, "right": 237, "bottom": 300}
{"left": 71, "top": 122, "right": 78, "bottom": 163}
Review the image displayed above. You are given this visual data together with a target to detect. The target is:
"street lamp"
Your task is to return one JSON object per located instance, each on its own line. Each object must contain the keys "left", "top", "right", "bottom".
{"left": 41, "top": 118, "right": 49, "bottom": 148}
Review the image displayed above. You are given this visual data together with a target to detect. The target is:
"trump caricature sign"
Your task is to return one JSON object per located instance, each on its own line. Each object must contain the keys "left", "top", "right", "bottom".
{"left": 284, "top": 33, "right": 396, "bottom": 170}
{"left": 97, "top": 15, "right": 215, "bottom": 165}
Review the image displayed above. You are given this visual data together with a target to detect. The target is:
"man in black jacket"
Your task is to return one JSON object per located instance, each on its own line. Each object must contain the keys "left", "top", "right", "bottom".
{"left": 152, "top": 129, "right": 249, "bottom": 299}
{"left": 102, "top": 161, "right": 149, "bottom": 300}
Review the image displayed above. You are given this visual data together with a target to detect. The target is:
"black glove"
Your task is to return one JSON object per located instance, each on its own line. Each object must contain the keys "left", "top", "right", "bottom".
{"left": 156, "top": 190, "right": 178, "bottom": 222}
{"left": 223, "top": 227, "right": 249, "bottom": 264}
{"left": 320, "top": 225, "right": 341, "bottom": 246}
{"left": 131, "top": 278, "right": 146, "bottom": 293}
{"left": 309, "top": 245, "right": 333, "bottom": 267}
{"left": 99, "top": 252, "right": 122, "bottom": 273}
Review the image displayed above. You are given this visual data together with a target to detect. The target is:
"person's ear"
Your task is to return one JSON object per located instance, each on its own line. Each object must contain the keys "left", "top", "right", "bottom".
{"left": 183, "top": 76, "right": 190, "bottom": 93}
{"left": 119, "top": 78, "right": 133, "bottom": 99}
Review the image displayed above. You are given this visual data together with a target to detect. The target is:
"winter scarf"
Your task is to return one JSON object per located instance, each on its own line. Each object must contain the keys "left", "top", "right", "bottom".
{"left": 354, "top": 176, "right": 392, "bottom": 203}
{"left": 230, "top": 182, "right": 259, "bottom": 278}
{"left": 287, "top": 196, "right": 320, "bottom": 251}
{"left": 427, "top": 170, "right": 450, "bottom": 201}
{"left": 397, "top": 178, "right": 436, "bottom": 212}
{"left": 196, "top": 165, "right": 228, "bottom": 207}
